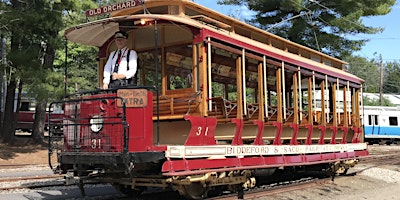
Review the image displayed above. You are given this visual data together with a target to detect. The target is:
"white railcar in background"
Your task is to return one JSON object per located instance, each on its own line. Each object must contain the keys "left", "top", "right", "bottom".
{"left": 363, "top": 106, "right": 400, "bottom": 144}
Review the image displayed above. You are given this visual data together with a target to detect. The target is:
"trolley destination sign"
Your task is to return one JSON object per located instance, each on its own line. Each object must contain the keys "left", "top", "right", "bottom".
{"left": 166, "top": 143, "right": 368, "bottom": 158}
{"left": 85, "top": 0, "right": 144, "bottom": 17}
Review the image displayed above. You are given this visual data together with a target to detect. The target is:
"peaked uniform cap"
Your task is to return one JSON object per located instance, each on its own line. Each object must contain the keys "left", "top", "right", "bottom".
{"left": 114, "top": 31, "right": 128, "bottom": 39}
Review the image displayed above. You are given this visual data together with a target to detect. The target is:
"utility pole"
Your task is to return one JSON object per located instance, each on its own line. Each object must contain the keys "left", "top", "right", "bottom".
{"left": 379, "top": 59, "right": 383, "bottom": 106}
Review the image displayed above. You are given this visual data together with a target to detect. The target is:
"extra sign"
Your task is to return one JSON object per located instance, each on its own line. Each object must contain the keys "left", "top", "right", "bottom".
{"left": 117, "top": 89, "right": 148, "bottom": 108}
{"left": 86, "top": 0, "right": 144, "bottom": 17}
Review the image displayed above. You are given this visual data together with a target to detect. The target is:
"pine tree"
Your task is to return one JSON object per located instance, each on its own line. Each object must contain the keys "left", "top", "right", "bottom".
{"left": 0, "top": 0, "right": 97, "bottom": 144}
{"left": 218, "top": 0, "right": 395, "bottom": 59}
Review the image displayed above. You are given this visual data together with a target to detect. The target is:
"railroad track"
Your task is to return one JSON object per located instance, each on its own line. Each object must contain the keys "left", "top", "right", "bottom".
{"left": 0, "top": 174, "right": 63, "bottom": 183}
{"left": 0, "top": 164, "right": 44, "bottom": 169}
{"left": 206, "top": 177, "right": 331, "bottom": 200}
{"left": 0, "top": 174, "right": 64, "bottom": 190}
{"left": 358, "top": 152, "right": 400, "bottom": 166}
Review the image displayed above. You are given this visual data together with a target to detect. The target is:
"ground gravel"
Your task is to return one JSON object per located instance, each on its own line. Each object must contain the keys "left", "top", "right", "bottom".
{"left": 257, "top": 146, "right": 400, "bottom": 200}
{"left": 360, "top": 167, "right": 400, "bottom": 184}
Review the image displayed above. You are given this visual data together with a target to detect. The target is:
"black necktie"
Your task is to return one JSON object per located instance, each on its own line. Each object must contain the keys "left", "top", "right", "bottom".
{"left": 113, "top": 50, "right": 121, "bottom": 73}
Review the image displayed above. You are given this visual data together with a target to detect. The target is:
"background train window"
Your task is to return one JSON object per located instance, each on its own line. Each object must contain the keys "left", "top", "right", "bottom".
{"left": 389, "top": 116, "right": 398, "bottom": 126}
{"left": 368, "top": 115, "right": 379, "bottom": 125}
{"left": 20, "top": 102, "right": 30, "bottom": 111}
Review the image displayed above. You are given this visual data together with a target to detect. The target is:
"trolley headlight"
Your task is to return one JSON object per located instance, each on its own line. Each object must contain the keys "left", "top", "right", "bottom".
{"left": 90, "top": 115, "right": 104, "bottom": 133}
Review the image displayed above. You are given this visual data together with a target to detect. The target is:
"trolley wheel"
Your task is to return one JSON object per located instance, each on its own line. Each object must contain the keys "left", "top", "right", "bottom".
{"left": 181, "top": 182, "right": 207, "bottom": 200}
{"left": 113, "top": 184, "right": 143, "bottom": 197}
{"left": 338, "top": 168, "right": 349, "bottom": 176}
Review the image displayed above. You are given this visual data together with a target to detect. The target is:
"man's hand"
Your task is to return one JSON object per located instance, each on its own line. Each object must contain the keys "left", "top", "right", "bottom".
{"left": 112, "top": 73, "right": 126, "bottom": 80}
{"left": 103, "top": 83, "right": 108, "bottom": 90}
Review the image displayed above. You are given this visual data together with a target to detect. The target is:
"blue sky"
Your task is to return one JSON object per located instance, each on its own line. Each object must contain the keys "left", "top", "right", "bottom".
{"left": 195, "top": 1, "right": 400, "bottom": 62}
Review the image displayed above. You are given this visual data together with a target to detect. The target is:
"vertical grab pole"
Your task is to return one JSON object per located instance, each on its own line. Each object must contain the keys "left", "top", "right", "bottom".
{"left": 242, "top": 49, "right": 247, "bottom": 116}
{"left": 207, "top": 37, "right": 212, "bottom": 111}
{"left": 360, "top": 85, "right": 364, "bottom": 126}
{"left": 325, "top": 75, "right": 328, "bottom": 124}
{"left": 282, "top": 62, "right": 286, "bottom": 120}
{"left": 154, "top": 19, "right": 160, "bottom": 145}
{"left": 313, "top": 71, "right": 316, "bottom": 122}
{"left": 337, "top": 78, "right": 340, "bottom": 124}
{"left": 347, "top": 81, "right": 351, "bottom": 125}
{"left": 298, "top": 67, "right": 302, "bottom": 121}
{"left": 263, "top": 56, "right": 268, "bottom": 118}
{"left": 352, "top": 87, "right": 355, "bottom": 125}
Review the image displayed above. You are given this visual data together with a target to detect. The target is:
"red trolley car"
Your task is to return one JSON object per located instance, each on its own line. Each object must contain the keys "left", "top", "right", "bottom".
{"left": 48, "top": 0, "right": 368, "bottom": 199}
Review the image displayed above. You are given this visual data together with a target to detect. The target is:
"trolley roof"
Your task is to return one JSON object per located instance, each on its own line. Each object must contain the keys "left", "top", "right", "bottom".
{"left": 64, "top": 0, "right": 363, "bottom": 84}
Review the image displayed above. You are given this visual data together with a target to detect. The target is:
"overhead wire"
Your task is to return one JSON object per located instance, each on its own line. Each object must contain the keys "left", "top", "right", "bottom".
{"left": 304, "top": 11, "right": 321, "bottom": 51}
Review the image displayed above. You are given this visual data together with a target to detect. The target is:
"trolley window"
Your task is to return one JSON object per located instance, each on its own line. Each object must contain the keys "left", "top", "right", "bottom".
{"left": 165, "top": 44, "right": 193, "bottom": 91}
{"left": 389, "top": 116, "right": 398, "bottom": 126}
{"left": 137, "top": 50, "right": 162, "bottom": 93}
{"left": 20, "top": 102, "right": 30, "bottom": 111}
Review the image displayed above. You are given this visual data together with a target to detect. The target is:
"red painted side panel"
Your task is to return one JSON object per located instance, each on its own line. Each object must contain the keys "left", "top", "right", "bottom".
{"left": 239, "top": 156, "right": 264, "bottom": 166}
{"left": 305, "top": 154, "right": 323, "bottom": 162}
{"left": 184, "top": 115, "right": 217, "bottom": 146}
{"left": 231, "top": 119, "right": 244, "bottom": 145}
{"left": 263, "top": 156, "right": 285, "bottom": 165}
{"left": 16, "top": 112, "right": 35, "bottom": 130}
{"left": 161, "top": 150, "right": 369, "bottom": 176}
{"left": 335, "top": 152, "right": 349, "bottom": 159}
{"left": 285, "top": 155, "right": 304, "bottom": 163}
{"left": 63, "top": 93, "right": 125, "bottom": 152}
{"left": 127, "top": 92, "right": 154, "bottom": 152}
{"left": 62, "top": 91, "right": 155, "bottom": 153}
{"left": 16, "top": 111, "right": 63, "bottom": 131}
{"left": 321, "top": 153, "right": 336, "bottom": 160}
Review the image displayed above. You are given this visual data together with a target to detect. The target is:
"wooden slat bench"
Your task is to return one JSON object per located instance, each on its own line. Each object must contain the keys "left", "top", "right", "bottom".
{"left": 153, "top": 92, "right": 200, "bottom": 119}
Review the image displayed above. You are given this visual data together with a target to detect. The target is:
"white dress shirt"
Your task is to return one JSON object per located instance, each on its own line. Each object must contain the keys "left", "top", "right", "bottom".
{"left": 103, "top": 47, "right": 138, "bottom": 85}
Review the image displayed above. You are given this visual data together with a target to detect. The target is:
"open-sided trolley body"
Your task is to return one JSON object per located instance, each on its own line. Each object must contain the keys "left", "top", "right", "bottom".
{"left": 48, "top": 0, "right": 368, "bottom": 199}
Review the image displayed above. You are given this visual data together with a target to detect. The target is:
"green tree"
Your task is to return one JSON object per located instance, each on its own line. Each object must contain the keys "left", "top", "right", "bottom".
{"left": 55, "top": 1, "right": 104, "bottom": 95}
{"left": 344, "top": 55, "right": 379, "bottom": 93}
{"left": 218, "top": 0, "right": 395, "bottom": 59}
{"left": 363, "top": 96, "right": 394, "bottom": 106}
{"left": 0, "top": 0, "right": 97, "bottom": 144}
{"left": 54, "top": 43, "right": 98, "bottom": 95}
{"left": 0, "top": 0, "right": 51, "bottom": 144}
{"left": 383, "top": 61, "right": 400, "bottom": 94}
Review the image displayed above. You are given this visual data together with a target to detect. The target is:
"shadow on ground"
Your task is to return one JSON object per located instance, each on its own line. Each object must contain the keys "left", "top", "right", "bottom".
{"left": 0, "top": 137, "right": 47, "bottom": 160}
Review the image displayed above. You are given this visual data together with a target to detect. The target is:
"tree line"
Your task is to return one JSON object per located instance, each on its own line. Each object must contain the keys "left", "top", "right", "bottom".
{"left": 0, "top": 0, "right": 399, "bottom": 144}
{"left": 0, "top": 0, "right": 101, "bottom": 144}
